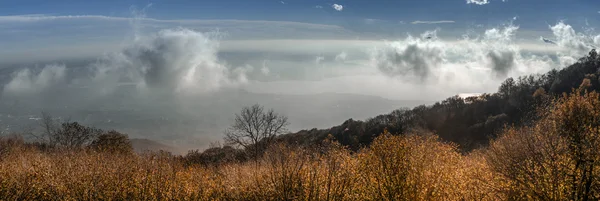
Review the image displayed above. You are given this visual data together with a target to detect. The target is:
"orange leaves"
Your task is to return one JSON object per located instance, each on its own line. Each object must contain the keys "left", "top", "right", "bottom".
{"left": 5, "top": 87, "right": 600, "bottom": 201}
{"left": 486, "top": 89, "right": 600, "bottom": 200}
{"left": 356, "top": 132, "right": 477, "bottom": 201}
{"left": 0, "top": 131, "right": 494, "bottom": 200}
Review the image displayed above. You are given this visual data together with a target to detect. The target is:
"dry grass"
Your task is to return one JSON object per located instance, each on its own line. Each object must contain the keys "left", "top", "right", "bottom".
{"left": 0, "top": 133, "right": 494, "bottom": 201}
{"left": 2, "top": 89, "right": 600, "bottom": 200}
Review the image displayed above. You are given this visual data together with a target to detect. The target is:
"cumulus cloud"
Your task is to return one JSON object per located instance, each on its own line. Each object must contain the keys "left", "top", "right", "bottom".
{"left": 4, "top": 64, "right": 67, "bottom": 95}
{"left": 373, "top": 43, "right": 442, "bottom": 80}
{"left": 550, "top": 22, "right": 599, "bottom": 59}
{"left": 121, "top": 28, "right": 245, "bottom": 93}
{"left": 483, "top": 24, "right": 520, "bottom": 77}
{"left": 487, "top": 50, "right": 515, "bottom": 77}
{"left": 371, "top": 31, "right": 444, "bottom": 81}
{"left": 332, "top": 4, "right": 343, "bottom": 11}
{"left": 3, "top": 28, "right": 247, "bottom": 98}
{"left": 371, "top": 23, "right": 535, "bottom": 82}
{"left": 411, "top": 20, "right": 455, "bottom": 24}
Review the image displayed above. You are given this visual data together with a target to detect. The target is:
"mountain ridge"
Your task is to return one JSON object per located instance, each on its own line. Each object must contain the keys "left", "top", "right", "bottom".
{"left": 274, "top": 50, "right": 600, "bottom": 152}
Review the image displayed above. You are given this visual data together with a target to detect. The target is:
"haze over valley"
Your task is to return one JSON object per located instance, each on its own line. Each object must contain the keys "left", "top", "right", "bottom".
{"left": 1, "top": 0, "right": 599, "bottom": 151}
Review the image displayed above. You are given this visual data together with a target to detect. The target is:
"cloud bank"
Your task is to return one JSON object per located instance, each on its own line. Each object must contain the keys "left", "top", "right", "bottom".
{"left": 1, "top": 14, "right": 599, "bottom": 150}
{"left": 3, "top": 28, "right": 248, "bottom": 100}
{"left": 367, "top": 21, "right": 600, "bottom": 88}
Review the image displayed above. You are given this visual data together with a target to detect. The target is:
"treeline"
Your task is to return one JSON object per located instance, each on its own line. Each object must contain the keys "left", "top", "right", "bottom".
{"left": 4, "top": 112, "right": 135, "bottom": 155}
{"left": 279, "top": 50, "right": 600, "bottom": 152}
{"left": 2, "top": 86, "right": 600, "bottom": 200}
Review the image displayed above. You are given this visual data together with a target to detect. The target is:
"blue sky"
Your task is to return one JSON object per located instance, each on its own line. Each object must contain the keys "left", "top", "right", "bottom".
{"left": 0, "top": 0, "right": 598, "bottom": 63}
{"left": 1, "top": 0, "right": 598, "bottom": 27}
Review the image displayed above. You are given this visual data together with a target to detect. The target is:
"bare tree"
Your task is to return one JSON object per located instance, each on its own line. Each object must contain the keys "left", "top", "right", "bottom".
{"left": 224, "top": 104, "right": 289, "bottom": 158}
{"left": 35, "top": 112, "right": 102, "bottom": 149}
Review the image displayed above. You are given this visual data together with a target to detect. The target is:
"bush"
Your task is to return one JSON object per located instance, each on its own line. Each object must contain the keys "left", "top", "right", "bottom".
{"left": 486, "top": 88, "right": 600, "bottom": 200}
{"left": 89, "top": 131, "right": 133, "bottom": 154}
{"left": 183, "top": 145, "right": 246, "bottom": 167}
{"left": 357, "top": 130, "right": 467, "bottom": 200}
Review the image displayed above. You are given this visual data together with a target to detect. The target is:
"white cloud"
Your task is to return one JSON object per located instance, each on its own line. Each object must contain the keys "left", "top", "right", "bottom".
{"left": 4, "top": 64, "right": 67, "bottom": 94}
{"left": 411, "top": 20, "right": 455, "bottom": 24}
{"left": 466, "top": 0, "right": 506, "bottom": 5}
{"left": 332, "top": 4, "right": 343, "bottom": 11}
{"left": 372, "top": 38, "right": 443, "bottom": 80}
{"left": 370, "top": 23, "right": 554, "bottom": 83}
{"left": 3, "top": 28, "right": 247, "bottom": 97}
{"left": 549, "top": 21, "right": 600, "bottom": 66}
{"left": 315, "top": 5, "right": 323, "bottom": 9}
{"left": 335, "top": 51, "right": 348, "bottom": 62}
{"left": 466, "top": 0, "right": 490, "bottom": 5}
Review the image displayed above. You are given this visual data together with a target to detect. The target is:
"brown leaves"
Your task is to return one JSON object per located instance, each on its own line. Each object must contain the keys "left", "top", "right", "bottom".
{"left": 4, "top": 89, "right": 600, "bottom": 200}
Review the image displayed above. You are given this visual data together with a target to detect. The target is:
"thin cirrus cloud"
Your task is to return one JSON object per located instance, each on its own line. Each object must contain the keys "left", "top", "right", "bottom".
{"left": 0, "top": 14, "right": 365, "bottom": 64}
{"left": 411, "top": 20, "right": 456, "bottom": 24}
{"left": 0, "top": 14, "right": 131, "bottom": 22}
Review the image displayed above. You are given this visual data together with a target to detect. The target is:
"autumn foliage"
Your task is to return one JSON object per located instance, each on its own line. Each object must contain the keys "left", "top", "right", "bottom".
{"left": 2, "top": 88, "right": 600, "bottom": 200}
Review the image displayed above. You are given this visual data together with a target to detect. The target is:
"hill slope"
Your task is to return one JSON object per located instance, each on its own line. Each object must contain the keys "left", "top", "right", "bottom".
{"left": 277, "top": 50, "right": 600, "bottom": 151}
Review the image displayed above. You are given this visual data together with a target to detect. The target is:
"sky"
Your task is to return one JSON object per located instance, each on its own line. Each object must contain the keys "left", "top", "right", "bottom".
{"left": 0, "top": 0, "right": 599, "bottom": 149}
{"left": 0, "top": 0, "right": 598, "bottom": 61}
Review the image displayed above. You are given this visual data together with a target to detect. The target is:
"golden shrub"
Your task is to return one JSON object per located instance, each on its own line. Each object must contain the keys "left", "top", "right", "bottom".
{"left": 4, "top": 89, "right": 600, "bottom": 200}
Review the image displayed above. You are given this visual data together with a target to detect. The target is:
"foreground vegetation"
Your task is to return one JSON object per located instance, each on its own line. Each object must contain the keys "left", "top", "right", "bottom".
{"left": 2, "top": 83, "right": 600, "bottom": 200}
{"left": 0, "top": 130, "right": 492, "bottom": 200}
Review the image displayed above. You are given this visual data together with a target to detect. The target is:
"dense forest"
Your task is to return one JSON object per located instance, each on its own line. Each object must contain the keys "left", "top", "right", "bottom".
{"left": 277, "top": 49, "right": 600, "bottom": 152}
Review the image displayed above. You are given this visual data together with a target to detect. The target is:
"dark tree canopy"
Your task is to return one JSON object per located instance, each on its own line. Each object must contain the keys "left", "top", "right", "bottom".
{"left": 38, "top": 113, "right": 103, "bottom": 149}
{"left": 89, "top": 130, "right": 133, "bottom": 154}
{"left": 276, "top": 49, "right": 600, "bottom": 152}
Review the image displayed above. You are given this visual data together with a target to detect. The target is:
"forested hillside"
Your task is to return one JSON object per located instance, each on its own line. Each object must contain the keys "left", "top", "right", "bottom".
{"left": 278, "top": 50, "right": 600, "bottom": 152}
